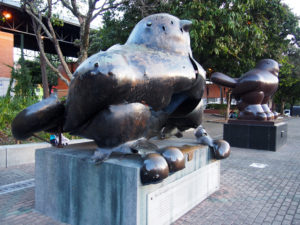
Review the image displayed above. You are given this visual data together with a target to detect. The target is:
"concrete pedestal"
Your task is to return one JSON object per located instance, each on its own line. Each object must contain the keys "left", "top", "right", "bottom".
{"left": 224, "top": 120, "right": 287, "bottom": 151}
{"left": 35, "top": 139, "right": 220, "bottom": 225}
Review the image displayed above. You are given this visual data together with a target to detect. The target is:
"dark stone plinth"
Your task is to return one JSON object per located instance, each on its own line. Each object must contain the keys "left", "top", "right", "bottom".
{"left": 223, "top": 119, "right": 287, "bottom": 151}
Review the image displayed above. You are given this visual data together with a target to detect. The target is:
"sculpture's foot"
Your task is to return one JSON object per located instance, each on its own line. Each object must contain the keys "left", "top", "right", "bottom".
{"left": 238, "top": 104, "right": 267, "bottom": 121}
{"left": 140, "top": 147, "right": 185, "bottom": 184}
{"left": 265, "top": 111, "right": 274, "bottom": 120}
{"left": 261, "top": 104, "right": 274, "bottom": 120}
{"left": 160, "top": 147, "right": 185, "bottom": 172}
{"left": 212, "top": 140, "right": 230, "bottom": 159}
{"left": 159, "top": 126, "right": 183, "bottom": 139}
{"left": 273, "top": 111, "right": 279, "bottom": 119}
{"left": 194, "top": 125, "right": 213, "bottom": 146}
{"left": 128, "top": 138, "right": 158, "bottom": 156}
{"left": 91, "top": 148, "right": 112, "bottom": 164}
{"left": 141, "top": 153, "right": 169, "bottom": 184}
{"left": 194, "top": 125, "right": 230, "bottom": 160}
{"left": 239, "top": 111, "right": 267, "bottom": 120}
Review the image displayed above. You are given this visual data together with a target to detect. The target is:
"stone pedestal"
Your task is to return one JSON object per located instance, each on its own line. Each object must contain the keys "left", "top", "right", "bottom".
{"left": 35, "top": 138, "right": 220, "bottom": 225}
{"left": 223, "top": 119, "right": 287, "bottom": 151}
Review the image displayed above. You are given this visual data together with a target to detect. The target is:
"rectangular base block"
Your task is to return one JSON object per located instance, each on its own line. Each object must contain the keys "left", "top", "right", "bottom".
{"left": 223, "top": 120, "right": 287, "bottom": 151}
{"left": 147, "top": 162, "right": 219, "bottom": 225}
{"left": 35, "top": 139, "right": 220, "bottom": 225}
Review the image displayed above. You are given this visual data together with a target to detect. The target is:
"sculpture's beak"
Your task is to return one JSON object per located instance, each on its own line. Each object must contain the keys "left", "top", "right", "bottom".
{"left": 180, "top": 20, "right": 192, "bottom": 32}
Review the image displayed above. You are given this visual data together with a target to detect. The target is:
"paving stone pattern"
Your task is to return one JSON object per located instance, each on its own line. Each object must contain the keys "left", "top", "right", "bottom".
{"left": 0, "top": 116, "right": 299, "bottom": 225}
{"left": 175, "top": 117, "right": 300, "bottom": 225}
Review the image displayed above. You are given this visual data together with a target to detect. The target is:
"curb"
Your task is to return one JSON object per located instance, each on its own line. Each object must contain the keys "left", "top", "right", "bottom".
{"left": 0, "top": 139, "right": 92, "bottom": 168}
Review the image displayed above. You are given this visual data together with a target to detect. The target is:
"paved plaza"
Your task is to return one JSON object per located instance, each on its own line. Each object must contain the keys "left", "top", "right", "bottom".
{"left": 0, "top": 115, "right": 300, "bottom": 225}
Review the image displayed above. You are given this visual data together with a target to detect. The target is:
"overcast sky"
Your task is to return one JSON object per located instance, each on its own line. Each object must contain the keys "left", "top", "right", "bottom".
{"left": 282, "top": 0, "right": 300, "bottom": 16}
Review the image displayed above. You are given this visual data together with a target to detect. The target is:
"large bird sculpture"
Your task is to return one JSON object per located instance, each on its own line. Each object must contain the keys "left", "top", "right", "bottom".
{"left": 211, "top": 59, "right": 280, "bottom": 120}
{"left": 12, "top": 13, "right": 230, "bottom": 184}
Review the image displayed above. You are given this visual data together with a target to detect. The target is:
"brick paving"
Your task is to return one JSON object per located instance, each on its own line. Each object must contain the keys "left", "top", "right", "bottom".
{"left": 0, "top": 164, "right": 35, "bottom": 186}
{"left": 175, "top": 116, "right": 300, "bottom": 225}
{"left": 0, "top": 115, "right": 299, "bottom": 225}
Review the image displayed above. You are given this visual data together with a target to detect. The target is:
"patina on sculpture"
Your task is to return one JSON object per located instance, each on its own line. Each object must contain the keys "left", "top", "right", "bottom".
{"left": 12, "top": 13, "right": 230, "bottom": 184}
{"left": 211, "top": 59, "right": 280, "bottom": 121}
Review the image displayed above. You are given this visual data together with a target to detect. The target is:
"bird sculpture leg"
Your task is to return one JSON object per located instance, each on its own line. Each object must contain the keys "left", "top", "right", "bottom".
{"left": 159, "top": 126, "right": 183, "bottom": 139}
{"left": 194, "top": 125, "right": 230, "bottom": 159}
{"left": 239, "top": 104, "right": 266, "bottom": 120}
{"left": 91, "top": 138, "right": 186, "bottom": 184}
{"left": 91, "top": 148, "right": 113, "bottom": 164}
{"left": 261, "top": 97, "right": 275, "bottom": 120}
{"left": 237, "top": 91, "right": 267, "bottom": 120}
{"left": 261, "top": 104, "right": 274, "bottom": 120}
{"left": 71, "top": 102, "right": 185, "bottom": 184}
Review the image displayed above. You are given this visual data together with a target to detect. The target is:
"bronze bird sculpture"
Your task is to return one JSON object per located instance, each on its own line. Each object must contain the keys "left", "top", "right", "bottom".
{"left": 211, "top": 59, "right": 280, "bottom": 120}
{"left": 12, "top": 13, "right": 230, "bottom": 184}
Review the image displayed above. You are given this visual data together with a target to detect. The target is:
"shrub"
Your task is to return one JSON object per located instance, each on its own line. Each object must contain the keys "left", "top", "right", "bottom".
{"left": 205, "top": 104, "right": 228, "bottom": 110}
{"left": 0, "top": 96, "right": 38, "bottom": 130}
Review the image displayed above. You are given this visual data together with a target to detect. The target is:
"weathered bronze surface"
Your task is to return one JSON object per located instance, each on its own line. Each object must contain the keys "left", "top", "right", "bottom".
{"left": 194, "top": 125, "right": 230, "bottom": 159}
{"left": 160, "top": 147, "right": 185, "bottom": 172}
{"left": 211, "top": 59, "right": 279, "bottom": 120}
{"left": 140, "top": 153, "right": 169, "bottom": 184}
{"left": 12, "top": 94, "right": 65, "bottom": 140}
{"left": 12, "top": 13, "right": 230, "bottom": 184}
{"left": 180, "top": 145, "right": 199, "bottom": 161}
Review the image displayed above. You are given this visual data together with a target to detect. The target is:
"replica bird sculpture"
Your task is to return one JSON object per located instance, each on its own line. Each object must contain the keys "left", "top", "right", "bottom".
{"left": 12, "top": 13, "right": 230, "bottom": 184}
{"left": 211, "top": 59, "right": 280, "bottom": 120}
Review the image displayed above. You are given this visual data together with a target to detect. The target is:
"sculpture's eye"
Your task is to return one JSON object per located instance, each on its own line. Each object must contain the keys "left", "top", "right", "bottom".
{"left": 147, "top": 22, "right": 152, "bottom": 27}
{"left": 171, "top": 21, "right": 173, "bottom": 25}
{"left": 180, "top": 28, "right": 183, "bottom": 33}
{"left": 162, "top": 26, "right": 166, "bottom": 31}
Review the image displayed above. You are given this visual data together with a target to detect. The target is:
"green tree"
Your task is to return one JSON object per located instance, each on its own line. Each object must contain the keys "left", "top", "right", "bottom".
{"left": 288, "top": 46, "right": 300, "bottom": 79}
{"left": 22, "top": 0, "right": 129, "bottom": 86}
{"left": 8, "top": 63, "right": 36, "bottom": 98}
{"left": 23, "top": 57, "right": 58, "bottom": 90}
{"left": 274, "top": 56, "right": 297, "bottom": 113}
{"left": 168, "top": 0, "right": 299, "bottom": 77}
{"left": 90, "top": 0, "right": 299, "bottom": 77}
{"left": 89, "top": 0, "right": 300, "bottom": 119}
{"left": 284, "top": 46, "right": 300, "bottom": 111}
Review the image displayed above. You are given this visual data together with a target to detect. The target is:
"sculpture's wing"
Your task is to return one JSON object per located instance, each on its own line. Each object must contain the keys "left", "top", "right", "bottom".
{"left": 232, "top": 69, "right": 263, "bottom": 95}
{"left": 211, "top": 72, "right": 237, "bottom": 88}
{"left": 12, "top": 94, "right": 65, "bottom": 140}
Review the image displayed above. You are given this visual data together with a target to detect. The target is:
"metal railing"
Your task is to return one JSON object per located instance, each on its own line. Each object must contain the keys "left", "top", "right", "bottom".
{"left": 1, "top": 0, "right": 99, "bottom": 29}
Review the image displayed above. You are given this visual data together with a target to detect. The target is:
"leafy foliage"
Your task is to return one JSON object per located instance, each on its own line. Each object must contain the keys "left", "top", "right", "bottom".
{"left": 8, "top": 62, "right": 36, "bottom": 98}
{"left": 274, "top": 48, "right": 300, "bottom": 112}
{"left": 88, "top": 0, "right": 300, "bottom": 116}
{"left": 205, "top": 104, "right": 228, "bottom": 110}
{"left": 23, "top": 56, "right": 58, "bottom": 88}
{"left": 0, "top": 96, "right": 38, "bottom": 131}
{"left": 0, "top": 96, "right": 38, "bottom": 144}
{"left": 89, "top": 0, "right": 299, "bottom": 79}
{"left": 50, "top": 13, "right": 64, "bottom": 27}
{"left": 169, "top": 0, "right": 299, "bottom": 77}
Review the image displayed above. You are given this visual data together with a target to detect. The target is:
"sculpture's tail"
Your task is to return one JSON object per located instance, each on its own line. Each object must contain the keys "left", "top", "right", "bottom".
{"left": 12, "top": 94, "right": 65, "bottom": 140}
{"left": 211, "top": 72, "right": 237, "bottom": 88}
